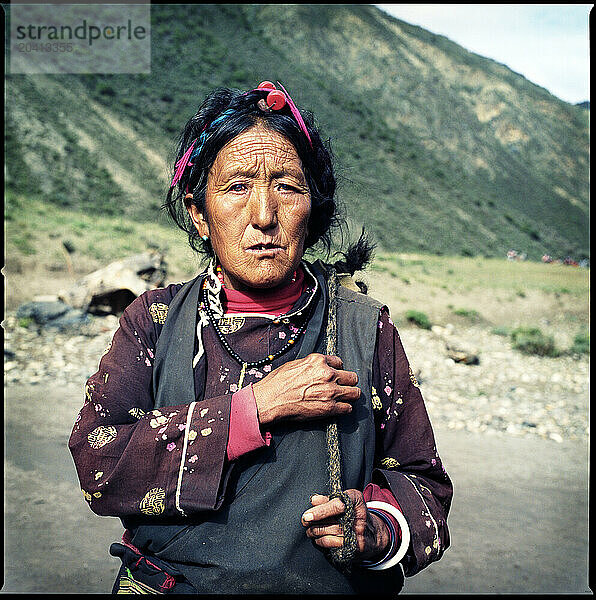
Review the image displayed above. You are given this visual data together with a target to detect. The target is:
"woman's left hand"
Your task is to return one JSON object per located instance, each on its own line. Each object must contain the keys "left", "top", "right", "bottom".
{"left": 301, "top": 490, "right": 391, "bottom": 562}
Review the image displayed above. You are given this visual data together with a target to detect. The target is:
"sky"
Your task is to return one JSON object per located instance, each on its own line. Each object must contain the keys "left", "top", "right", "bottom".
{"left": 375, "top": 4, "right": 592, "bottom": 104}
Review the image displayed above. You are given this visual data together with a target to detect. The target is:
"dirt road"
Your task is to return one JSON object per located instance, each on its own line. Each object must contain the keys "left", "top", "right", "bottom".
{"left": 2, "top": 383, "right": 591, "bottom": 594}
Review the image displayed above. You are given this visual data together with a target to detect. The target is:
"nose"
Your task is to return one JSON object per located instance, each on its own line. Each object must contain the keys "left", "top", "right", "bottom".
{"left": 250, "top": 186, "right": 278, "bottom": 231}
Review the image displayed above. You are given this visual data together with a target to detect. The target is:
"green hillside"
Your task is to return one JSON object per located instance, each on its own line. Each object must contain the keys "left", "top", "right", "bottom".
{"left": 5, "top": 4, "right": 590, "bottom": 261}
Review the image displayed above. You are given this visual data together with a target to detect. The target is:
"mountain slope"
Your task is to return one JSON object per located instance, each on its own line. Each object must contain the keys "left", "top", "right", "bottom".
{"left": 5, "top": 4, "right": 589, "bottom": 260}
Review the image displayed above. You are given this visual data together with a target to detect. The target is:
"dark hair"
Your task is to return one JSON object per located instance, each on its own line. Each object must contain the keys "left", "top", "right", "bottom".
{"left": 163, "top": 87, "right": 340, "bottom": 256}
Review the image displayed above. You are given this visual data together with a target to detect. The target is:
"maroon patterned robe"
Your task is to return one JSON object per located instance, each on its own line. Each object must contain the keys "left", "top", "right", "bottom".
{"left": 69, "top": 272, "right": 452, "bottom": 577}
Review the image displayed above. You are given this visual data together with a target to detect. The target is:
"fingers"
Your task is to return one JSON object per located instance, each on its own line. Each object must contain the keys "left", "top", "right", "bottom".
{"left": 301, "top": 490, "right": 378, "bottom": 555}
{"left": 334, "top": 369, "right": 359, "bottom": 387}
{"left": 309, "top": 494, "right": 329, "bottom": 506}
{"left": 323, "top": 354, "right": 343, "bottom": 369}
{"left": 305, "top": 523, "right": 345, "bottom": 547}
{"left": 302, "top": 354, "right": 361, "bottom": 408}
{"left": 302, "top": 494, "right": 349, "bottom": 549}
{"left": 298, "top": 354, "right": 359, "bottom": 390}
{"left": 302, "top": 495, "right": 346, "bottom": 525}
{"left": 333, "top": 387, "right": 361, "bottom": 405}
{"left": 255, "top": 353, "right": 360, "bottom": 424}
{"left": 321, "top": 355, "right": 358, "bottom": 387}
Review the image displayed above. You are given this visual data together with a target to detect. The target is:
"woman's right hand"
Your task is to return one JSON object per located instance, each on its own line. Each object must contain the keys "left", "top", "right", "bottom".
{"left": 251, "top": 353, "right": 360, "bottom": 425}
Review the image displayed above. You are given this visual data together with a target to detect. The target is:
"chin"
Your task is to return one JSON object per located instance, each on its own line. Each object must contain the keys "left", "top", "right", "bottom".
{"left": 233, "top": 265, "right": 295, "bottom": 291}
{"left": 249, "top": 273, "right": 290, "bottom": 290}
{"left": 221, "top": 251, "right": 302, "bottom": 291}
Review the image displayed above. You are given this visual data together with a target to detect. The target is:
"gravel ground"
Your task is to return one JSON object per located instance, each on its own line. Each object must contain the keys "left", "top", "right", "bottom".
{"left": 399, "top": 324, "right": 589, "bottom": 443}
{"left": 3, "top": 311, "right": 589, "bottom": 443}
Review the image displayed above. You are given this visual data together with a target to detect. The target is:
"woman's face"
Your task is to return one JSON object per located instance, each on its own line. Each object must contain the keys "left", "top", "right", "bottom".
{"left": 189, "top": 124, "right": 311, "bottom": 292}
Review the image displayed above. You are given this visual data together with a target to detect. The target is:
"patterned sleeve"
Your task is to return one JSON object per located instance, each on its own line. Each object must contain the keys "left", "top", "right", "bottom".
{"left": 370, "top": 308, "right": 453, "bottom": 576}
{"left": 68, "top": 287, "right": 232, "bottom": 519}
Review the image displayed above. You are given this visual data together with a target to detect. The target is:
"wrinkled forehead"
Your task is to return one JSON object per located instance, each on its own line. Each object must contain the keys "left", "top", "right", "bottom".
{"left": 210, "top": 124, "right": 305, "bottom": 179}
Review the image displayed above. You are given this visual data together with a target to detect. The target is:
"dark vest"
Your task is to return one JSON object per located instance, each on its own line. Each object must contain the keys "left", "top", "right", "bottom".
{"left": 127, "top": 262, "right": 404, "bottom": 595}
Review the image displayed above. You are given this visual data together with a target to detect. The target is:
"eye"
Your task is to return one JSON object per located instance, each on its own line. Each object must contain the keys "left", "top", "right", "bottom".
{"left": 277, "top": 182, "right": 304, "bottom": 194}
{"left": 228, "top": 182, "right": 247, "bottom": 193}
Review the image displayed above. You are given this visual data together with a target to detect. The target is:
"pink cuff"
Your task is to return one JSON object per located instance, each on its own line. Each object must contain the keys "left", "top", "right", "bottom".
{"left": 227, "top": 384, "right": 271, "bottom": 461}
{"left": 364, "top": 482, "right": 402, "bottom": 541}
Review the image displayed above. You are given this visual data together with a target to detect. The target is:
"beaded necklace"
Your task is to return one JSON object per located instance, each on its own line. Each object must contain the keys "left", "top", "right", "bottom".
{"left": 200, "top": 274, "right": 316, "bottom": 388}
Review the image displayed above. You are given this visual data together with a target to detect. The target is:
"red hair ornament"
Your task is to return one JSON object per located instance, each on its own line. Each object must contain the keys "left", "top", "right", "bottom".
{"left": 257, "top": 81, "right": 286, "bottom": 111}
{"left": 255, "top": 81, "right": 312, "bottom": 147}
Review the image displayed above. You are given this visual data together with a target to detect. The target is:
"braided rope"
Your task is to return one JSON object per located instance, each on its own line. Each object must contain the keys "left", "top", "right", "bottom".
{"left": 324, "top": 268, "right": 357, "bottom": 573}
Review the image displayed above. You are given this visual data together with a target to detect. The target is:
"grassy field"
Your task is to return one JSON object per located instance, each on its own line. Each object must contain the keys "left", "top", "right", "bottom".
{"left": 371, "top": 251, "right": 589, "bottom": 296}
{"left": 4, "top": 193, "right": 589, "bottom": 354}
{"left": 364, "top": 251, "right": 589, "bottom": 352}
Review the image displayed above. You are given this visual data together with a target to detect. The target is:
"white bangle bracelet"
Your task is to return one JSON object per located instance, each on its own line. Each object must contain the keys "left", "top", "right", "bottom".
{"left": 365, "top": 501, "right": 411, "bottom": 570}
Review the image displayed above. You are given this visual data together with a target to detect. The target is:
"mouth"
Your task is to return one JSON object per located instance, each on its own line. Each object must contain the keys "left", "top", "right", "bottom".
{"left": 246, "top": 242, "right": 284, "bottom": 256}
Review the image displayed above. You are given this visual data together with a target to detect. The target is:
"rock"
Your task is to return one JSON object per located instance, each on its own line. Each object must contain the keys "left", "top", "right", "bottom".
{"left": 46, "top": 309, "right": 90, "bottom": 331}
{"left": 16, "top": 301, "right": 72, "bottom": 324}
{"left": 431, "top": 325, "right": 450, "bottom": 336}
{"left": 15, "top": 300, "right": 90, "bottom": 331}
{"left": 58, "top": 252, "right": 166, "bottom": 315}
{"left": 446, "top": 348, "right": 480, "bottom": 365}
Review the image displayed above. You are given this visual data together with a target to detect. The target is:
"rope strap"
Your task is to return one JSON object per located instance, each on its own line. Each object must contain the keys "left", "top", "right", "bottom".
{"left": 327, "top": 491, "right": 358, "bottom": 573}
{"left": 324, "top": 268, "right": 357, "bottom": 573}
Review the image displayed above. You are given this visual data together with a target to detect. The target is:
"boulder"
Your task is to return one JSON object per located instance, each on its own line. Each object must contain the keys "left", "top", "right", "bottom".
{"left": 15, "top": 300, "right": 90, "bottom": 330}
{"left": 16, "top": 300, "right": 72, "bottom": 324}
{"left": 58, "top": 252, "right": 167, "bottom": 315}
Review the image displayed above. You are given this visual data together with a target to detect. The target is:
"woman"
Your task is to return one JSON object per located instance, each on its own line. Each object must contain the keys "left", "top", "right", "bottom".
{"left": 69, "top": 81, "right": 452, "bottom": 595}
